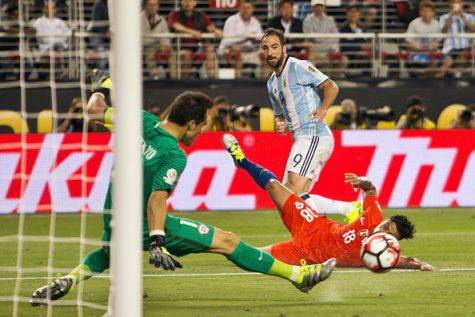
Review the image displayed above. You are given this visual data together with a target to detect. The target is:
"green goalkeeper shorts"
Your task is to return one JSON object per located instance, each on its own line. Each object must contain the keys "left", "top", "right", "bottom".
{"left": 101, "top": 214, "right": 215, "bottom": 257}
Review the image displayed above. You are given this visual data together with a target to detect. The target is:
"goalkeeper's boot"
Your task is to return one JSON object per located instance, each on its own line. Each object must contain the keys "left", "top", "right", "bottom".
{"left": 343, "top": 201, "right": 363, "bottom": 225}
{"left": 222, "top": 134, "right": 245, "bottom": 168}
{"left": 292, "top": 258, "right": 337, "bottom": 293}
{"left": 30, "top": 276, "right": 73, "bottom": 306}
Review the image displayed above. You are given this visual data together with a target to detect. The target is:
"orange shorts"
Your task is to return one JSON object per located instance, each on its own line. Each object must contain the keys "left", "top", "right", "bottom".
{"left": 269, "top": 194, "right": 324, "bottom": 265}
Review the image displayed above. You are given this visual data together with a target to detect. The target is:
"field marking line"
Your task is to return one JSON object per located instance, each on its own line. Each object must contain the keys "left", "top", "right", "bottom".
{"left": 1, "top": 267, "right": 474, "bottom": 281}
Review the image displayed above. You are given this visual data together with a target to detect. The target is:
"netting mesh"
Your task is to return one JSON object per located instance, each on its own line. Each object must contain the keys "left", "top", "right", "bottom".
{"left": 0, "top": 0, "right": 112, "bottom": 315}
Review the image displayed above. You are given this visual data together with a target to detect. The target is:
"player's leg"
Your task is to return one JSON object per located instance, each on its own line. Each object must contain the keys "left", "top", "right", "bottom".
{"left": 299, "top": 193, "right": 363, "bottom": 224}
{"left": 31, "top": 188, "right": 114, "bottom": 305}
{"left": 163, "top": 214, "right": 335, "bottom": 293}
{"left": 222, "top": 134, "right": 295, "bottom": 212}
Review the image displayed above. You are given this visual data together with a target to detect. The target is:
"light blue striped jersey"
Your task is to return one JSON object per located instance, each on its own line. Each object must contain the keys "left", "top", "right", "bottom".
{"left": 267, "top": 57, "right": 332, "bottom": 138}
{"left": 439, "top": 13, "right": 475, "bottom": 53}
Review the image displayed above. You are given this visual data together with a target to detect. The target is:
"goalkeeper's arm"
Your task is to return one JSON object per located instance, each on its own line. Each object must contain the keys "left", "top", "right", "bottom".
{"left": 147, "top": 190, "right": 182, "bottom": 270}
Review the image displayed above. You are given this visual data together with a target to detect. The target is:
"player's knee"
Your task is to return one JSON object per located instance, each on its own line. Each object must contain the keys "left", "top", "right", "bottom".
{"left": 215, "top": 230, "right": 240, "bottom": 253}
{"left": 266, "top": 179, "right": 280, "bottom": 191}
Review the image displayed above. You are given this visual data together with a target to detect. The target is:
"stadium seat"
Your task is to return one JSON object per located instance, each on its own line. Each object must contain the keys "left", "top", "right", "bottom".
{"left": 259, "top": 108, "right": 275, "bottom": 132}
{"left": 437, "top": 104, "right": 467, "bottom": 129}
{"left": 0, "top": 110, "right": 29, "bottom": 133}
{"left": 376, "top": 120, "right": 397, "bottom": 129}
{"left": 324, "top": 106, "right": 342, "bottom": 125}
{"left": 37, "top": 110, "right": 53, "bottom": 133}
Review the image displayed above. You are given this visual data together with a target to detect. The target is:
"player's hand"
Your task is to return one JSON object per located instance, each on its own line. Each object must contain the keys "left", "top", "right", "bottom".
{"left": 344, "top": 173, "right": 375, "bottom": 192}
{"left": 149, "top": 235, "right": 183, "bottom": 271}
{"left": 310, "top": 108, "right": 327, "bottom": 123}
{"left": 420, "top": 262, "right": 439, "bottom": 272}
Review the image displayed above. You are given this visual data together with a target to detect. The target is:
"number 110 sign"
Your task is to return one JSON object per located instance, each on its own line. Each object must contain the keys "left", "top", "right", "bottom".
{"left": 210, "top": 0, "right": 240, "bottom": 9}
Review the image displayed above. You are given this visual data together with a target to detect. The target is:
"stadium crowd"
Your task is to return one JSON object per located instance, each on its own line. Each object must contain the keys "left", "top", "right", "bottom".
{"left": 0, "top": 0, "right": 474, "bottom": 80}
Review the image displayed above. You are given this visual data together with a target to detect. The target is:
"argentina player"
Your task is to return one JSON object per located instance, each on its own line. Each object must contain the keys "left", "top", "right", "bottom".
{"left": 261, "top": 28, "right": 339, "bottom": 211}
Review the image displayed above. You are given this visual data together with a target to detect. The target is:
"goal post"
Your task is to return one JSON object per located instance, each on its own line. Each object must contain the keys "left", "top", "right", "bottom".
{"left": 110, "top": 0, "right": 143, "bottom": 316}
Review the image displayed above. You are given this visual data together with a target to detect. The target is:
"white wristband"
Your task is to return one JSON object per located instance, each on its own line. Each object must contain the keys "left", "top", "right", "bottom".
{"left": 150, "top": 230, "right": 165, "bottom": 237}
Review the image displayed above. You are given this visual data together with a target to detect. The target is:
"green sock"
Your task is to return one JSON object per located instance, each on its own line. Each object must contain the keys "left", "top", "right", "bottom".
{"left": 226, "top": 241, "right": 301, "bottom": 282}
{"left": 66, "top": 247, "right": 110, "bottom": 285}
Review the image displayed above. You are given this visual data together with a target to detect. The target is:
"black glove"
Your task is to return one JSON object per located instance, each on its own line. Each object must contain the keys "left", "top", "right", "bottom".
{"left": 149, "top": 234, "right": 183, "bottom": 271}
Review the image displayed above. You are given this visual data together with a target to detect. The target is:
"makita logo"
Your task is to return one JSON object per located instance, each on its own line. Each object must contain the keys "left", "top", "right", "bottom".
{"left": 0, "top": 131, "right": 473, "bottom": 214}
{"left": 342, "top": 130, "right": 475, "bottom": 207}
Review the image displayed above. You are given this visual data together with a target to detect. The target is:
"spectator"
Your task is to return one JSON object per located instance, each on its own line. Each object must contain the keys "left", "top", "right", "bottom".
{"left": 33, "top": 1, "right": 71, "bottom": 53}
{"left": 406, "top": 1, "right": 452, "bottom": 78}
{"left": 32, "top": 1, "right": 72, "bottom": 79}
{"left": 396, "top": 95, "right": 435, "bottom": 129}
{"left": 87, "top": 0, "right": 109, "bottom": 70}
{"left": 168, "top": 0, "right": 223, "bottom": 79}
{"left": 57, "top": 98, "right": 85, "bottom": 133}
{"left": 0, "top": 4, "right": 33, "bottom": 80}
{"left": 440, "top": 0, "right": 475, "bottom": 78}
{"left": 451, "top": 105, "right": 475, "bottom": 129}
{"left": 146, "top": 104, "right": 162, "bottom": 117}
{"left": 303, "top": 0, "right": 346, "bottom": 77}
{"left": 362, "top": 4, "right": 379, "bottom": 32}
{"left": 141, "top": 0, "right": 176, "bottom": 79}
{"left": 340, "top": 4, "right": 371, "bottom": 76}
{"left": 393, "top": 0, "right": 421, "bottom": 25}
{"left": 203, "top": 96, "right": 252, "bottom": 132}
{"left": 330, "top": 98, "right": 360, "bottom": 130}
{"left": 219, "top": 0, "right": 263, "bottom": 78}
{"left": 267, "top": 0, "right": 304, "bottom": 54}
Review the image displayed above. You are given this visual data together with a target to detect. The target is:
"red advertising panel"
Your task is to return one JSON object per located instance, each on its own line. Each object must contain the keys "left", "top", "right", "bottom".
{"left": 1, "top": 130, "right": 474, "bottom": 213}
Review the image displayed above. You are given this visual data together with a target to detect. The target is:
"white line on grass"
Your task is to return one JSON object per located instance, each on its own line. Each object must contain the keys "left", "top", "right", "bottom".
{"left": 1, "top": 267, "right": 474, "bottom": 281}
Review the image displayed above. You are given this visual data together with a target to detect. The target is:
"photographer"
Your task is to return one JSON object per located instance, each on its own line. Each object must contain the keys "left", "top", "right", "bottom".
{"left": 396, "top": 96, "right": 435, "bottom": 130}
{"left": 330, "top": 99, "right": 359, "bottom": 130}
{"left": 330, "top": 99, "right": 394, "bottom": 130}
{"left": 57, "top": 98, "right": 86, "bottom": 132}
{"left": 203, "top": 96, "right": 254, "bottom": 132}
{"left": 451, "top": 105, "right": 475, "bottom": 129}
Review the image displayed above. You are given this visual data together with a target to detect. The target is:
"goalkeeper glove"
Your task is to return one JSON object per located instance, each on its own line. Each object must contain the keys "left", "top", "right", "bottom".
{"left": 149, "top": 234, "right": 183, "bottom": 271}
{"left": 90, "top": 69, "right": 112, "bottom": 106}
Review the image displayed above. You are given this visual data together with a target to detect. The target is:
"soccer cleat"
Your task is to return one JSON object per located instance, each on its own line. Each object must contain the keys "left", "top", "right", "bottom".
{"left": 344, "top": 201, "right": 363, "bottom": 224}
{"left": 293, "top": 258, "right": 337, "bottom": 293}
{"left": 30, "top": 276, "right": 73, "bottom": 306}
{"left": 222, "top": 134, "right": 245, "bottom": 168}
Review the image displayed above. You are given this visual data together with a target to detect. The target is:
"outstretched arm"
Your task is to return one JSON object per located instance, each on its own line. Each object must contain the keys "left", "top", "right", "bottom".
{"left": 396, "top": 255, "right": 438, "bottom": 271}
{"left": 344, "top": 173, "right": 377, "bottom": 197}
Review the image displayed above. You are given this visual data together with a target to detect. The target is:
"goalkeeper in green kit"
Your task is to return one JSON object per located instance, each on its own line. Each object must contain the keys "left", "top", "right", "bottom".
{"left": 31, "top": 81, "right": 336, "bottom": 306}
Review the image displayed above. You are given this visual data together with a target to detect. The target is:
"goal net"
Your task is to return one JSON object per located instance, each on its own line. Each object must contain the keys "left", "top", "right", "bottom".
{"left": 0, "top": 0, "right": 142, "bottom": 315}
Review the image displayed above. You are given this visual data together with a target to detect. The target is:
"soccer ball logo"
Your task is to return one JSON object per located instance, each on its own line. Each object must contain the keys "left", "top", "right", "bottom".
{"left": 360, "top": 233, "right": 401, "bottom": 273}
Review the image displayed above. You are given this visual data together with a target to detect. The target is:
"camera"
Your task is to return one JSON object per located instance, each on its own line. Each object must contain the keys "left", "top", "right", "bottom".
{"left": 460, "top": 109, "right": 473, "bottom": 124}
{"left": 337, "top": 111, "right": 353, "bottom": 126}
{"left": 407, "top": 107, "right": 424, "bottom": 123}
{"left": 218, "top": 104, "right": 260, "bottom": 121}
{"left": 356, "top": 106, "right": 394, "bottom": 126}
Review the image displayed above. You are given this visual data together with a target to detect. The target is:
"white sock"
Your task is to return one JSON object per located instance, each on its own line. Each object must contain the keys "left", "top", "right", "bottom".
{"left": 303, "top": 194, "right": 354, "bottom": 216}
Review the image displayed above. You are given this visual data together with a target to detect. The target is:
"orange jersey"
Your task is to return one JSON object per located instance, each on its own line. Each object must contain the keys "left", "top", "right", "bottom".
{"left": 270, "top": 194, "right": 384, "bottom": 267}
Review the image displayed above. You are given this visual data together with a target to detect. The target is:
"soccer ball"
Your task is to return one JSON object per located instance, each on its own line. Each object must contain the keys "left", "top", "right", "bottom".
{"left": 360, "top": 233, "right": 401, "bottom": 273}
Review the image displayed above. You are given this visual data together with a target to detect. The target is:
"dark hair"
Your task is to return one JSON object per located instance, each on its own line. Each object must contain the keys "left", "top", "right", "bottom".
{"left": 241, "top": 0, "right": 254, "bottom": 5}
{"left": 406, "top": 95, "right": 424, "bottom": 109}
{"left": 279, "top": 0, "right": 293, "bottom": 7}
{"left": 419, "top": 0, "right": 435, "bottom": 10}
{"left": 261, "top": 28, "right": 286, "bottom": 45}
{"left": 167, "top": 91, "right": 213, "bottom": 126}
{"left": 390, "top": 215, "right": 415, "bottom": 240}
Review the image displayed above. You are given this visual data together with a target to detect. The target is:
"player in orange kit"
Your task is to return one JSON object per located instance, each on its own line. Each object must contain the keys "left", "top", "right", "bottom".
{"left": 222, "top": 134, "right": 437, "bottom": 271}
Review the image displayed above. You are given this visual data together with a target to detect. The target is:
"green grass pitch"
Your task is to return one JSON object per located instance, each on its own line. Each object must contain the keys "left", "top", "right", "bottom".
{"left": 0, "top": 208, "right": 474, "bottom": 316}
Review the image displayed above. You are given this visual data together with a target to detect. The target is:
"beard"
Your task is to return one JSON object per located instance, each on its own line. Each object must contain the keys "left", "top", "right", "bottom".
{"left": 266, "top": 51, "right": 284, "bottom": 69}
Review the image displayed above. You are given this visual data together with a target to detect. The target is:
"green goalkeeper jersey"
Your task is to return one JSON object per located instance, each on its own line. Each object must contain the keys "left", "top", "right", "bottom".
{"left": 102, "top": 110, "right": 187, "bottom": 243}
